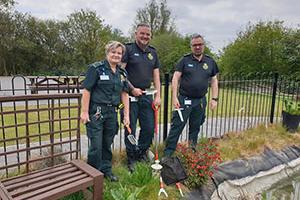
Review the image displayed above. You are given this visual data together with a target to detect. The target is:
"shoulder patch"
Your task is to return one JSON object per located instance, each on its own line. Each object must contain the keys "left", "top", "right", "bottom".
{"left": 89, "top": 61, "right": 105, "bottom": 68}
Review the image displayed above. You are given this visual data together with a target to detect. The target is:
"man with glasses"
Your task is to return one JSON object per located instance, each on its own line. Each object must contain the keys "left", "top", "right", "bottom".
{"left": 164, "top": 34, "right": 219, "bottom": 156}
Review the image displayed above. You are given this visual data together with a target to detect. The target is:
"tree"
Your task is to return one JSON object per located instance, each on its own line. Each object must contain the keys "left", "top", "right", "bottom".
{"left": 61, "top": 9, "right": 124, "bottom": 73}
{"left": 219, "top": 21, "right": 293, "bottom": 75}
{"left": 280, "top": 29, "right": 300, "bottom": 75}
{"left": 0, "top": 0, "right": 15, "bottom": 75}
{"left": 133, "top": 0, "right": 176, "bottom": 36}
{"left": 0, "top": 0, "right": 15, "bottom": 8}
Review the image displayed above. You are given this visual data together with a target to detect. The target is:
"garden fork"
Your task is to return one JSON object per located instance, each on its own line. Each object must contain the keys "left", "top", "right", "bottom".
{"left": 158, "top": 176, "right": 168, "bottom": 197}
{"left": 125, "top": 124, "right": 137, "bottom": 145}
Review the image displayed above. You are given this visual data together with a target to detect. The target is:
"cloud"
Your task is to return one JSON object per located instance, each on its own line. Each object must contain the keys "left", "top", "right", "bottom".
{"left": 15, "top": 0, "right": 300, "bottom": 52}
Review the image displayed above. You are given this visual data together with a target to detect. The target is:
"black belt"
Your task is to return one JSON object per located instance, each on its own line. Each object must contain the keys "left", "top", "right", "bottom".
{"left": 179, "top": 94, "right": 205, "bottom": 99}
{"left": 98, "top": 103, "right": 117, "bottom": 107}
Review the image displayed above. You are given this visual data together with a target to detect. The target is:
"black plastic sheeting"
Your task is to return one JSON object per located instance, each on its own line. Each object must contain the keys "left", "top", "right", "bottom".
{"left": 187, "top": 145, "right": 300, "bottom": 200}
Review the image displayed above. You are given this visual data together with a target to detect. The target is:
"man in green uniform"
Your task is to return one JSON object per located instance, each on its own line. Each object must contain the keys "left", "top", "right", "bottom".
{"left": 164, "top": 34, "right": 219, "bottom": 156}
{"left": 81, "top": 41, "right": 130, "bottom": 181}
{"left": 121, "top": 23, "right": 161, "bottom": 172}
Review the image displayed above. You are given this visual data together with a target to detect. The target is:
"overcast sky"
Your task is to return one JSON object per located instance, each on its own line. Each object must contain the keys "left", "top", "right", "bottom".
{"left": 15, "top": 0, "right": 300, "bottom": 53}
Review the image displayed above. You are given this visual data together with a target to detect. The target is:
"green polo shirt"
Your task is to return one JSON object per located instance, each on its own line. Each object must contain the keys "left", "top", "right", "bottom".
{"left": 122, "top": 42, "right": 160, "bottom": 89}
{"left": 83, "top": 60, "right": 129, "bottom": 106}
{"left": 176, "top": 54, "right": 219, "bottom": 98}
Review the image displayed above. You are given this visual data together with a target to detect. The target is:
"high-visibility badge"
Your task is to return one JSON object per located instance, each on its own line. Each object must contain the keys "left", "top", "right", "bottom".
{"left": 148, "top": 53, "right": 153, "bottom": 60}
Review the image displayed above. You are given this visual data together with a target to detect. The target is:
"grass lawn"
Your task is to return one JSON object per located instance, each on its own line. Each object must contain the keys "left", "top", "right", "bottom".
{"left": 217, "top": 123, "right": 300, "bottom": 161}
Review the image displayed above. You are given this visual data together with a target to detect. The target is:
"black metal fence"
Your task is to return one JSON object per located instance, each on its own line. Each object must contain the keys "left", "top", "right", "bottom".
{"left": 0, "top": 73, "right": 299, "bottom": 151}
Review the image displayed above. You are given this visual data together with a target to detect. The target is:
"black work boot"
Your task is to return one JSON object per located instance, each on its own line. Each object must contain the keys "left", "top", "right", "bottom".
{"left": 104, "top": 173, "right": 118, "bottom": 182}
{"left": 127, "top": 152, "right": 137, "bottom": 173}
{"left": 138, "top": 149, "right": 148, "bottom": 162}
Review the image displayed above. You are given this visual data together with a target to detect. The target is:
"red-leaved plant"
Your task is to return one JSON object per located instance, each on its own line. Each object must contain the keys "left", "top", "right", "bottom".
{"left": 175, "top": 139, "right": 222, "bottom": 189}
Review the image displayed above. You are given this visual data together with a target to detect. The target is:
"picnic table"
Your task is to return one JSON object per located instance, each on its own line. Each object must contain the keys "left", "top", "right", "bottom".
{"left": 27, "top": 76, "right": 84, "bottom": 94}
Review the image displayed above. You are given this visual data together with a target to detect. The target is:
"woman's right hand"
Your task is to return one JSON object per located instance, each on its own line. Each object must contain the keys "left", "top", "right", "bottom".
{"left": 80, "top": 111, "right": 90, "bottom": 124}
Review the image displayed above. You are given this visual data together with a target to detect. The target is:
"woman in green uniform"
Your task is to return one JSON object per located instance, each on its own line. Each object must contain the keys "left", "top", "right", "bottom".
{"left": 80, "top": 41, "right": 130, "bottom": 182}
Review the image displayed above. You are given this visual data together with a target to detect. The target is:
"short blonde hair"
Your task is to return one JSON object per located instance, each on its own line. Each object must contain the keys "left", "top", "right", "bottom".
{"left": 105, "top": 41, "right": 126, "bottom": 56}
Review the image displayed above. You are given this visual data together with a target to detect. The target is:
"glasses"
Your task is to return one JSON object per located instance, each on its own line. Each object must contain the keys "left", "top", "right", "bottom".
{"left": 191, "top": 43, "right": 205, "bottom": 47}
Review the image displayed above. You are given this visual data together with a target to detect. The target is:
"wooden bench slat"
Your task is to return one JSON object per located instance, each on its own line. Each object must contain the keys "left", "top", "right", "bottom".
{"left": 0, "top": 182, "right": 13, "bottom": 200}
{"left": 6, "top": 167, "right": 78, "bottom": 191}
{"left": 2, "top": 163, "right": 72, "bottom": 186}
{"left": 10, "top": 171, "right": 85, "bottom": 197}
{"left": 71, "top": 160, "right": 104, "bottom": 200}
{"left": 71, "top": 160, "right": 103, "bottom": 178}
{"left": 14, "top": 176, "right": 93, "bottom": 200}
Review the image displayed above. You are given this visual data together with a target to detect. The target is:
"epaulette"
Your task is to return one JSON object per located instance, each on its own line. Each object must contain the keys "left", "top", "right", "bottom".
{"left": 118, "top": 66, "right": 128, "bottom": 78}
{"left": 204, "top": 54, "right": 212, "bottom": 58}
{"left": 125, "top": 42, "right": 134, "bottom": 46}
{"left": 183, "top": 53, "right": 192, "bottom": 57}
{"left": 148, "top": 45, "right": 156, "bottom": 50}
{"left": 89, "top": 61, "right": 105, "bottom": 68}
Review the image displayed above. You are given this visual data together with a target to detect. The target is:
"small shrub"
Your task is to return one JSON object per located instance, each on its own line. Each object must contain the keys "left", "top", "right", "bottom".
{"left": 283, "top": 99, "right": 300, "bottom": 115}
{"left": 176, "top": 139, "right": 222, "bottom": 189}
{"left": 110, "top": 183, "right": 145, "bottom": 200}
{"left": 129, "top": 162, "right": 153, "bottom": 187}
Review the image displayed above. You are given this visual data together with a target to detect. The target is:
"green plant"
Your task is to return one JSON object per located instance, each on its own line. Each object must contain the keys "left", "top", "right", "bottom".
{"left": 283, "top": 99, "right": 300, "bottom": 115}
{"left": 129, "top": 162, "right": 153, "bottom": 187}
{"left": 176, "top": 139, "right": 222, "bottom": 189}
{"left": 110, "top": 183, "right": 145, "bottom": 200}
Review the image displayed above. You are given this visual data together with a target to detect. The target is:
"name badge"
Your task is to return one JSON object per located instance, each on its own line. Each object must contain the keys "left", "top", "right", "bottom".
{"left": 184, "top": 99, "right": 192, "bottom": 105}
{"left": 129, "top": 96, "right": 138, "bottom": 102}
{"left": 100, "top": 75, "right": 109, "bottom": 80}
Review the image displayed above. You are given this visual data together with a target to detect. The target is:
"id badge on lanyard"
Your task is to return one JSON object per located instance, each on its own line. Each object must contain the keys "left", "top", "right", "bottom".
{"left": 184, "top": 99, "right": 192, "bottom": 106}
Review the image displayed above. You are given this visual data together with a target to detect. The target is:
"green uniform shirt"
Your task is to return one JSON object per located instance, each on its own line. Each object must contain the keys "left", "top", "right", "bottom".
{"left": 83, "top": 60, "right": 129, "bottom": 106}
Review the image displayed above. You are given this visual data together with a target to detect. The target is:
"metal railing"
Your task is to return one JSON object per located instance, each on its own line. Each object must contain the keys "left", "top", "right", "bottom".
{"left": 0, "top": 73, "right": 299, "bottom": 152}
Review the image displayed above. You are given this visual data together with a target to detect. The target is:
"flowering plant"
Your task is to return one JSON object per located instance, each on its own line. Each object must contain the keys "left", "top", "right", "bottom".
{"left": 175, "top": 139, "right": 222, "bottom": 189}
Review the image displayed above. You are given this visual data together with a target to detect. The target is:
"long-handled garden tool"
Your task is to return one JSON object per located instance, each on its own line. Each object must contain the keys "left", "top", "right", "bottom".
{"left": 176, "top": 182, "right": 184, "bottom": 197}
{"left": 143, "top": 89, "right": 157, "bottom": 96}
{"left": 125, "top": 124, "right": 137, "bottom": 145}
{"left": 151, "top": 103, "right": 162, "bottom": 171}
{"left": 174, "top": 107, "right": 184, "bottom": 122}
{"left": 158, "top": 176, "right": 168, "bottom": 197}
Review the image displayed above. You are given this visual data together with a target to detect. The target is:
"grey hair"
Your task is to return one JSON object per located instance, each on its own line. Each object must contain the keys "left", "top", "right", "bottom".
{"left": 105, "top": 41, "right": 126, "bottom": 56}
{"left": 136, "top": 23, "right": 151, "bottom": 30}
{"left": 190, "top": 34, "right": 204, "bottom": 45}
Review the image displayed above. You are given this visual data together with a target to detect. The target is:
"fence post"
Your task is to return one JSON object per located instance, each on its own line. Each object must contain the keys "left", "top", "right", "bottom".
{"left": 270, "top": 73, "right": 279, "bottom": 123}
{"left": 163, "top": 73, "right": 169, "bottom": 141}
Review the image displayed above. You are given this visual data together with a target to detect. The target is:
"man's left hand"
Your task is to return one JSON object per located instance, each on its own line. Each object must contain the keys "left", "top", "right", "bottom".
{"left": 153, "top": 96, "right": 161, "bottom": 106}
{"left": 209, "top": 100, "right": 217, "bottom": 110}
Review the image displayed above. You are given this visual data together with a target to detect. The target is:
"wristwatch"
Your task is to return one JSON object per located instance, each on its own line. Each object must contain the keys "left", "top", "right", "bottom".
{"left": 212, "top": 97, "right": 218, "bottom": 102}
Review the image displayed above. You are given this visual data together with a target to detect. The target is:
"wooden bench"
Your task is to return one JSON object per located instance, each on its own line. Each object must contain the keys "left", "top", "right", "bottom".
{"left": 0, "top": 94, "right": 103, "bottom": 200}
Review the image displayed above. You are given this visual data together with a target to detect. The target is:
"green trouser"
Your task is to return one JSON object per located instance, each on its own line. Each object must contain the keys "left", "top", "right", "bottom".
{"left": 124, "top": 95, "right": 154, "bottom": 159}
{"left": 164, "top": 95, "right": 207, "bottom": 156}
{"left": 86, "top": 104, "right": 118, "bottom": 175}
